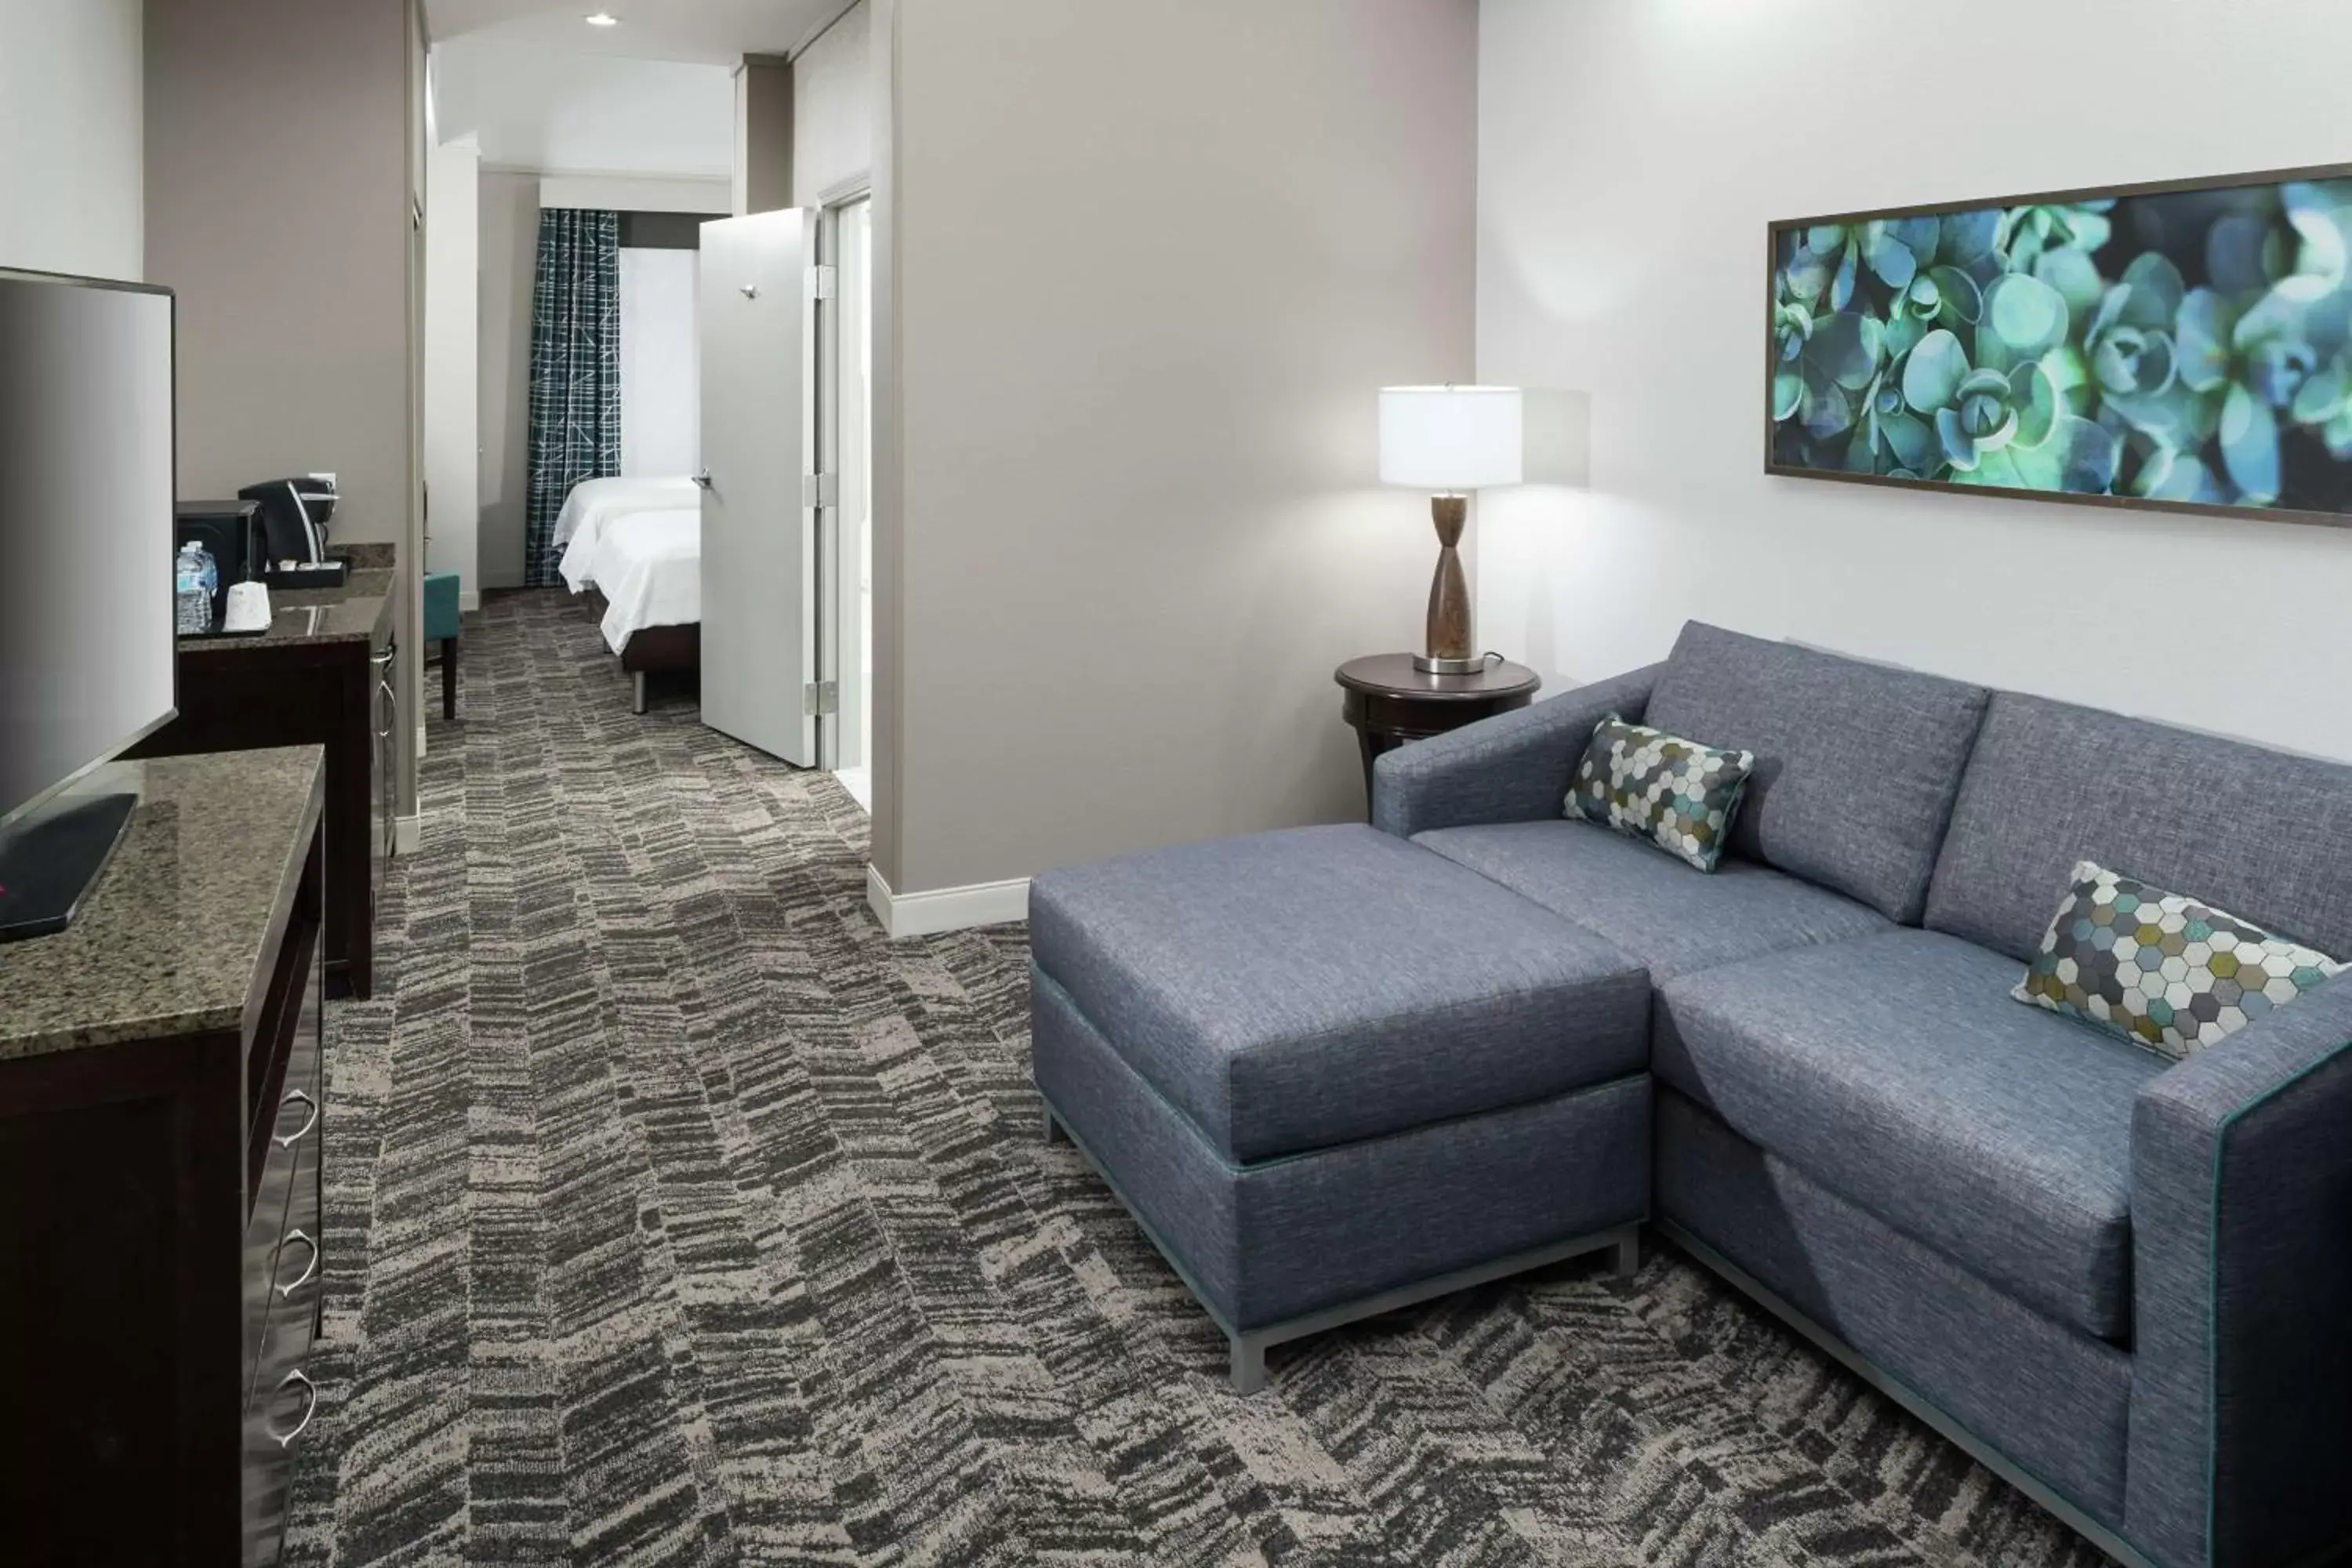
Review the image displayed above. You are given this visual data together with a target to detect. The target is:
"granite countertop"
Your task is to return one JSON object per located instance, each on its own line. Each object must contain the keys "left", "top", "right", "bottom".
{"left": 180, "top": 543, "right": 395, "bottom": 653}
{"left": 0, "top": 747, "right": 325, "bottom": 1060}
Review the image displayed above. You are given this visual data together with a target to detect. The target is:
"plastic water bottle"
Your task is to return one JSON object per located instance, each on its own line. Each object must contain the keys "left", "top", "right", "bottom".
{"left": 175, "top": 542, "right": 213, "bottom": 633}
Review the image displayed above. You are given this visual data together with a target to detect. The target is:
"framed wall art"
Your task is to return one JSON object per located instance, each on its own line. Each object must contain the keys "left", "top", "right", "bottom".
{"left": 1766, "top": 163, "right": 2352, "bottom": 528}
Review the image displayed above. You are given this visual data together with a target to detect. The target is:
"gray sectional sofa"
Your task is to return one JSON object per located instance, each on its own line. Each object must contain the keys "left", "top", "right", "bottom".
{"left": 1029, "top": 621, "right": 2352, "bottom": 1568}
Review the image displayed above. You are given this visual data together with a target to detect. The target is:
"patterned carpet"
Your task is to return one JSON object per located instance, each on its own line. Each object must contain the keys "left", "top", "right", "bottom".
{"left": 286, "top": 590, "right": 2101, "bottom": 1567}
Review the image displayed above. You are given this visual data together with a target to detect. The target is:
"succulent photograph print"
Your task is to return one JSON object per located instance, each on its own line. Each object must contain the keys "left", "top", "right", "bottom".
{"left": 1769, "top": 170, "right": 2352, "bottom": 520}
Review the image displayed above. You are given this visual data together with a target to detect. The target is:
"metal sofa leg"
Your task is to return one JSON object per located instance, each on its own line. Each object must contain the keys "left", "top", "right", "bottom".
{"left": 1615, "top": 1231, "right": 1641, "bottom": 1279}
{"left": 1229, "top": 1334, "right": 1268, "bottom": 1396}
{"left": 1042, "top": 1101, "right": 1066, "bottom": 1145}
{"left": 632, "top": 670, "right": 648, "bottom": 716}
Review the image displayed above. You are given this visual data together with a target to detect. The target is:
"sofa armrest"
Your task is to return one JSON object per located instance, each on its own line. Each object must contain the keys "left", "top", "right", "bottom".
{"left": 2125, "top": 976, "right": 2352, "bottom": 1568}
{"left": 1370, "top": 663, "right": 1659, "bottom": 840}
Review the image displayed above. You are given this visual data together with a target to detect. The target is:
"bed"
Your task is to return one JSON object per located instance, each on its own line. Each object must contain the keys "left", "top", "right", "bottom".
{"left": 554, "top": 477, "right": 704, "bottom": 712}
{"left": 590, "top": 509, "right": 702, "bottom": 712}
{"left": 554, "top": 475, "right": 699, "bottom": 570}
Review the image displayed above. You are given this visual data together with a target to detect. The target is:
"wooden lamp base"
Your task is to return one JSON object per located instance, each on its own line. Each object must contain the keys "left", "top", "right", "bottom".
{"left": 1412, "top": 494, "right": 1483, "bottom": 674}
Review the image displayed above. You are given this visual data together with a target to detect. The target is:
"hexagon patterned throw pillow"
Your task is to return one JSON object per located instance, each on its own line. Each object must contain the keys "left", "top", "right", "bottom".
{"left": 1567, "top": 714, "right": 1756, "bottom": 874}
{"left": 2015, "top": 861, "right": 2342, "bottom": 1061}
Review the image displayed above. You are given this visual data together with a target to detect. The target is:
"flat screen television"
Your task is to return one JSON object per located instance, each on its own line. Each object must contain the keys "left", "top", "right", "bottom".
{"left": 0, "top": 267, "right": 178, "bottom": 942}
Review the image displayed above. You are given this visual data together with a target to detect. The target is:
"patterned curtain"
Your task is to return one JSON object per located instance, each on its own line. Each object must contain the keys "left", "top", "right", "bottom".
{"left": 524, "top": 209, "right": 621, "bottom": 587}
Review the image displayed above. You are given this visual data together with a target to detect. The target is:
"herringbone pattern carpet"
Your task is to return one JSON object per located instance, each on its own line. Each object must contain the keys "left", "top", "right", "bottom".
{"left": 285, "top": 590, "right": 2101, "bottom": 1567}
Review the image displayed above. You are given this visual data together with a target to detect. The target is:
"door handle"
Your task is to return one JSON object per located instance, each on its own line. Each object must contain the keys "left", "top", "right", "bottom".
{"left": 692, "top": 471, "right": 713, "bottom": 490}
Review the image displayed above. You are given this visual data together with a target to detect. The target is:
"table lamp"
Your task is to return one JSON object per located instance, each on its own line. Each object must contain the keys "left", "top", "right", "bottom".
{"left": 1379, "top": 385, "right": 1523, "bottom": 673}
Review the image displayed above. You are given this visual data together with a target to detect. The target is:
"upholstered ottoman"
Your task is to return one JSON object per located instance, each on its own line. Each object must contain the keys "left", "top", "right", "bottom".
{"left": 1029, "top": 823, "right": 1653, "bottom": 1392}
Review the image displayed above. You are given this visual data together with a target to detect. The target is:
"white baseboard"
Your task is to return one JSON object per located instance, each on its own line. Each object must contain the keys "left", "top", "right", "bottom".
{"left": 416, "top": 722, "right": 427, "bottom": 760}
{"left": 459, "top": 590, "right": 481, "bottom": 613}
{"left": 395, "top": 814, "right": 422, "bottom": 855}
{"left": 866, "top": 863, "right": 1029, "bottom": 938}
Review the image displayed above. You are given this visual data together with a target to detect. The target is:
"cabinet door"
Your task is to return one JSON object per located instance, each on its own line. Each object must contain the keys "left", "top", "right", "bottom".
{"left": 371, "top": 637, "right": 397, "bottom": 884}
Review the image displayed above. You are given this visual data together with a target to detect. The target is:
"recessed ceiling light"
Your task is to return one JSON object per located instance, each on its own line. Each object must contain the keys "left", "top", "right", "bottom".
{"left": 584, "top": 11, "right": 619, "bottom": 24}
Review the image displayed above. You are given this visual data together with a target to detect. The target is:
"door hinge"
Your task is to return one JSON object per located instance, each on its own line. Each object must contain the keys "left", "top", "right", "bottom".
{"left": 803, "top": 680, "right": 840, "bottom": 717}
{"left": 809, "top": 263, "right": 837, "bottom": 300}
{"left": 802, "top": 472, "right": 838, "bottom": 509}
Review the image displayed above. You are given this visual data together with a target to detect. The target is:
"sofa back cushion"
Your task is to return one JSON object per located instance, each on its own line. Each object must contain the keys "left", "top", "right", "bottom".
{"left": 1925, "top": 692, "right": 2352, "bottom": 964}
{"left": 1642, "top": 622, "right": 1991, "bottom": 923}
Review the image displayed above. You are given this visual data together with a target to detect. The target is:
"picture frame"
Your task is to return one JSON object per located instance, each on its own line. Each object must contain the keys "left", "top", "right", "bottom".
{"left": 1765, "top": 161, "right": 2352, "bottom": 530}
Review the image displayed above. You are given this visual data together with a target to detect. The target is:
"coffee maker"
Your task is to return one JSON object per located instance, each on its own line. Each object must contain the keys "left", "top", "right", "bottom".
{"left": 238, "top": 474, "right": 339, "bottom": 568}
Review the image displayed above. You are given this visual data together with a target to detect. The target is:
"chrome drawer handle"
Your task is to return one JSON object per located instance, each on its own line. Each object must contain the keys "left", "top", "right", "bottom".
{"left": 268, "top": 1370, "right": 317, "bottom": 1448}
{"left": 274, "top": 1229, "right": 320, "bottom": 1298}
{"left": 274, "top": 1088, "right": 318, "bottom": 1149}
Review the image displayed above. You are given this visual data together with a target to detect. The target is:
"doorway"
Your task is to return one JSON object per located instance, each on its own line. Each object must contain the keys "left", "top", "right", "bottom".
{"left": 819, "top": 193, "right": 874, "bottom": 808}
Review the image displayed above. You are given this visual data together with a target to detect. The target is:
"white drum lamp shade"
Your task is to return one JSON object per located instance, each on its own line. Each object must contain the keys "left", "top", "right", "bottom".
{"left": 1379, "top": 386, "right": 1523, "bottom": 492}
{"left": 1377, "top": 385, "right": 1523, "bottom": 674}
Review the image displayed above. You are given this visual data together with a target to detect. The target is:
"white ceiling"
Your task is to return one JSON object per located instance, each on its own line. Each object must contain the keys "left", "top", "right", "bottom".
{"left": 433, "top": 42, "right": 736, "bottom": 178}
{"left": 426, "top": 0, "right": 849, "bottom": 66}
{"left": 427, "top": 0, "right": 856, "bottom": 183}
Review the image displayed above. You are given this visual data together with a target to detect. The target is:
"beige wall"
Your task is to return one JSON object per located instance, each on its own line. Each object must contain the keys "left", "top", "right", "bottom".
{"left": 0, "top": 0, "right": 143, "bottom": 281}
{"left": 145, "top": 0, "right": 420, "bottom": 808}
{"left": 791, "top": 0, "right": 871, "bottom": 205}
{"left": 146, "top": 0, "right": 413, "bottom": 543}
{"left": 869, "top": 0, "right": 905, "bottom": 880}
{"left": 733, "top": 56, "right": 794, "bottom": 216}
{"left": 873, "top": 0, "right": 1477, "bottom": 895}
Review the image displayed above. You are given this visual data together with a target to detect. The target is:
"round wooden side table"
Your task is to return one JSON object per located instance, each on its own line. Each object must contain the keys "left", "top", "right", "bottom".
{"left": 1334, "top": 653, "right": 1541, "bottom": 818}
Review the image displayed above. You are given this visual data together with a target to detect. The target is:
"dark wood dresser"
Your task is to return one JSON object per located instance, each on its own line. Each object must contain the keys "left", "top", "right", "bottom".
{"left": 0, "top": 747, "right": 327, "bottom": 1567}
{"left": 132, "top": 544, "right": 396, "bottom": 997}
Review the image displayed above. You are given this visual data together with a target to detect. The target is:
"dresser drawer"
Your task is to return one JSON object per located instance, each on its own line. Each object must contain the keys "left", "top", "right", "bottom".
{"left": 241, "top": 1029, "right": 321, "bottom": 1406}
{"left": 241, "top": 1216, "right": 321, "bottom": 1568}
{"left": 245, "top": 1131, "right": 321, "bottom": 1401}
{"left": 240, "top": 1126, "right": 298, "bottom": 1392}
{"left": 247, "top": 910, "right": 321, "bottom": 1200}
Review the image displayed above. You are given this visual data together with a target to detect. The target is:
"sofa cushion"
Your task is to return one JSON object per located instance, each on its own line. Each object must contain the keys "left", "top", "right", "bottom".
{"left": 1654, "top": 929, "right": 2163, "bottom": 1340}
{"left": 1414, "top": 818, "right": 1891, "bottom": 982}
{"left": 2016, "top": 859, "right": 2343, "bottom": 1061}
{"left": 1926, "top": 691, "right": 2352, "bottom": 965}
{"left": 1642, "top": 622, "right": 1991, "bottom": 924}
{"left": 1655, "top": 1091, "right": 2134, "bottom": 1523}
{"left": 1026, "top": 824, "right": 1651, "bottom": 1164}
{"left": 1568, "top": 713, "right": 1756, "bottom": 872}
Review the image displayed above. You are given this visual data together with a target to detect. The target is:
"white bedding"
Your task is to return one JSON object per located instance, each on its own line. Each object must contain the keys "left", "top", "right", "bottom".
{"left": 555, "top": 475, "right": 699, "bottom": 591}
{"left": 596, "top": 508, "right": 702, "bottom": 654}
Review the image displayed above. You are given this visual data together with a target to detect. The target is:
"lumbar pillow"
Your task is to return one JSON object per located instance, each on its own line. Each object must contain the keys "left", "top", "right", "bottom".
{"left": 1568, "top": 714, "right": 1756, "bottom": 873}
{"left": 2015, "top": 861, "right": 2342, "bottom": 1060}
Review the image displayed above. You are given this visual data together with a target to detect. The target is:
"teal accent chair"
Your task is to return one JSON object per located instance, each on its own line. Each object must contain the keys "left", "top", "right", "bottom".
{"left": 423, "top": 572, "right": 461, "bottom": 720}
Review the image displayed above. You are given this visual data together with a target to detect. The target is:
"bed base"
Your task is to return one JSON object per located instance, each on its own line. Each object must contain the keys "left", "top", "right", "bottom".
{"left": 584, "top": 589, "right": 701, "bottom": 714}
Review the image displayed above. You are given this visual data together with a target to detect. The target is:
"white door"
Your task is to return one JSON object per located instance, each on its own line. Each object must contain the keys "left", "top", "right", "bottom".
{"left": 699, "top": 209, "right": 817, "bottom": 764}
